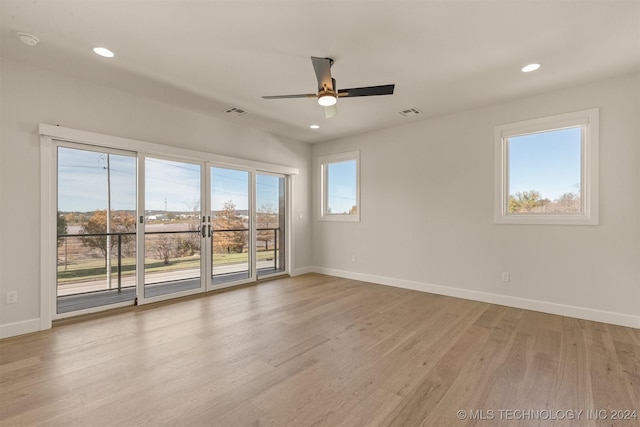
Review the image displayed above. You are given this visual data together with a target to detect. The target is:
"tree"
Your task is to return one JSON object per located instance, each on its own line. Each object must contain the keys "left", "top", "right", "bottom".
{"left": 556, "top": 192, "right": 581, "bottom": 212}
{"left": 178, "top": 198, "right": 201, "bottom": 257}
{"left": 152, "top": 234, "right": 173, "bottom": 265}
{"left": 213, "top": 201, "right": 247, "bottom": 253}
{"left": 153, "top": 199, "right": 202, "bottom": 263}
{"left": 257, "top": 204, "right": 278, "bottom": 251}
{"left": 57, "top": 213, "right": 68, "bottom": 248}
{"left": 79, "top": 210, "right": 136, "bottom": 267}
{"left": 176, "top": 237, "right": 198, "bottom": 257}
{"left": 509, "top": 190, "right": 545, "bottom": 213}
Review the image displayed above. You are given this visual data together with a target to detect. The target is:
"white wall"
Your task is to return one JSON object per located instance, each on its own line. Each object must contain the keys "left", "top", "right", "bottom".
{"left": 0, "top": 59, "right": 312, "bottom": 337}
{"left": 1, "top": 57, "right": 637, "bottom": 337}
{"left": 311, "top": 73, "right": 640, "bottom": 328}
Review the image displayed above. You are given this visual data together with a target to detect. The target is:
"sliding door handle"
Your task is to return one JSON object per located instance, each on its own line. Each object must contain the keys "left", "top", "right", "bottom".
{"left": 208, "top": 224, "right": 212, "bottom": 238}
{"left": 201, "top": 224, "right": 206, "bottom": 238}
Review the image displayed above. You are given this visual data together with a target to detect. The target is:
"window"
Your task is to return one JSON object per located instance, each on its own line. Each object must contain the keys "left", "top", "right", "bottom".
{"left": 495, "top": 108, "right": 599, "bottom": 225}
{"left": 319, "top": 151, "right": 360, "bottom": 221}
{"left": 41, "top": 124, "right": 298, "bottom": 326}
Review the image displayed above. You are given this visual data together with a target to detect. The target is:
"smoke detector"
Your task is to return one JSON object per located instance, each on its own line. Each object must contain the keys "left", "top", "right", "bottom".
{"left": 17, "top": 32, "right": 39, "bottom": 46}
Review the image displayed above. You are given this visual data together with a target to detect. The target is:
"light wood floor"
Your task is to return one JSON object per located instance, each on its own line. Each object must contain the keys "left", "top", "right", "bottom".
{"left": 1, "top": 274, "right": 638, "bottom": 426}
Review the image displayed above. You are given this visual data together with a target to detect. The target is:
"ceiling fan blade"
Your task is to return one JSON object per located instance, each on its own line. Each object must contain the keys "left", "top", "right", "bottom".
{"left": 324, "top": 104, "right": 337, "bottom": 119}
{"left": 311, "top": 56, "right": 334, "bottom": 91}
{"left": 262, "top": 93, "right": 316, "bottom": 99}
{"left": 338, "top": 84, "right": 395, "bottom": 97}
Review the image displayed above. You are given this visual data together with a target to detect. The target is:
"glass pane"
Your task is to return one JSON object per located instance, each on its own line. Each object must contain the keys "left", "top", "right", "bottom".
{"left": 508, "top": 127, "right": 582, "bottom": 214}
{"left": 257, "top": 174, "right": 285, "bottom": 277}
{"left": 327, "top": 159, "right": 357, "bottom": 214}
{"left": 211, "top": 167, "right": 250, "bottom": 284}
{"left": 57, "top": 147, "right": 136, "bottom": 314}
{"left": 144, "top": 158, "right": 201, "bottom": 298}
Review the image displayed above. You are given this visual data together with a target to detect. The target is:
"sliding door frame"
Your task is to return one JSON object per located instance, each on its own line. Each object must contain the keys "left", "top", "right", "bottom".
{"left": 52, "top": 141, "right": 139, "bottom": 319}
{"left": 40, "top": 124, "right": 298, "bottom": 328}
{"left": 255, "top": 170, "right": 289, "bottom": 280}
{"left": 207, "top": 164, "right": 257, "bottom": 292}
{"left": 136, "top": 153, "right": 208, "bottom": 306}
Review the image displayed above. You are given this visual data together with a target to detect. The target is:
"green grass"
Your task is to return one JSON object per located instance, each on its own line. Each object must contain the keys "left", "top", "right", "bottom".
{"left": 57, "top": 250, "right": 278, "bottom": 284}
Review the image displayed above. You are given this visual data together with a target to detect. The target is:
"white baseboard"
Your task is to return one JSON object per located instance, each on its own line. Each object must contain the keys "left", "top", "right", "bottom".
{"left": 290, "top": 266, "right": 316, "bottom": 277}
{"left": 0, "top": 318, "right": 41, "bottom": 339}
{"left": 2, "top": 269, "right": 635, "bottom": 339}
{"left": 310, "top": 266, "right": 640, "bottom": 329}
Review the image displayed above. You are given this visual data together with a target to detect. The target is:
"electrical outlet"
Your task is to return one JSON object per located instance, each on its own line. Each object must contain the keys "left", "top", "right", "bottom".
{"left": 501, "top": 272, "right": 510, "bottom": 282}
{"left": 351, "top": 254, "right": 356, "bottom": 263}
{"left": 6, "top": 291, "right": 18, "bottom": 304}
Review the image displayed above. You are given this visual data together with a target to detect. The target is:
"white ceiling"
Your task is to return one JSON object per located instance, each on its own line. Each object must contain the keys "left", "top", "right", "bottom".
{"left": 2, "top": 0, "right": 639, "bottom": 143}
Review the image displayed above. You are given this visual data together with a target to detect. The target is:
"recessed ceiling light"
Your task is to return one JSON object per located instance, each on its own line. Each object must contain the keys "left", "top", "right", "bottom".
{"left": 521, "top": 63, "right": 541, "bottom": 73}
{"left": 310, "top": 125, "right": 320, "bottom": 129}
{"left": 17, "top": 32, "right": 39, "bottom": 46}
{"left": 93, "top": 47, "right": 115, "bottom": 58}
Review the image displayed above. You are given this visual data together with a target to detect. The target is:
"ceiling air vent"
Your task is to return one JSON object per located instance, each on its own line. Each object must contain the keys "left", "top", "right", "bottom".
{"left": 398, "top": 108, "right": 422, "bottom": 117}
{"left": 224, "top": 107, "right": 248, "bottom": 116}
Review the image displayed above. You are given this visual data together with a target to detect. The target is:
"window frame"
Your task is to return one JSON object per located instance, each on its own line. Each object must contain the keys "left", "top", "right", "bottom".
{"left": 494, "top": 108, "right": 599, "bottom": 225}
{"left": 318, "top": 150, "right": 360, "bottom": 222}
{"left": 40, "top": 123, "right": 298, "bottom": 329}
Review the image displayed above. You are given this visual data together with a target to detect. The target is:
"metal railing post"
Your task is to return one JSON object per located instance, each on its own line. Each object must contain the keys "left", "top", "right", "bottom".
{"left": 117, "top": 233, "right": 122, "bottom": 292}
{"left": 273, "top": 229, "right": 277, "bottom": 270}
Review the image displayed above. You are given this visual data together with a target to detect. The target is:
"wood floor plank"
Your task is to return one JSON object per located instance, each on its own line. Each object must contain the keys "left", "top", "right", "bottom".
{"left": 545, "top": 318, "right": 596, "bottom": 427}
{"left": 419, "top": 307, "right": 526, "bottom": 426}
{"left": 1, "top": 273, "right": 638, "bottom": 427}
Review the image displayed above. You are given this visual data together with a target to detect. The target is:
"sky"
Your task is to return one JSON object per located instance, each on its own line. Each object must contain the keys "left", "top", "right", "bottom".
{"left": 327, "top": 159, "right": 357, "bottom": 214}
{"left": 211, "top": 167, "right": 282, "bottom": 211}
{"left": 57, "top": 147, "right": 282, "bottom": 214}
{"left": 508, "top": 126, "right": 582, "bottom": 200}
{"left": 57, "top": 147, "right": 136, "bottom": 212}
{"left": 145, "top": 158, "right": 200, "bottom": 212}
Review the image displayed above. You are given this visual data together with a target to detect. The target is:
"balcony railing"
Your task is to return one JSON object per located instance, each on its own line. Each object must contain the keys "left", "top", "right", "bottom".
{"left": 57, "top": 228, "right": 281, "bottom": 296}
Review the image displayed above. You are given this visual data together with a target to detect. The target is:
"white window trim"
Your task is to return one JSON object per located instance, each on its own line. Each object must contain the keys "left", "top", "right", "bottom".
{"left": 494, "top": 108, "right": 599, "bottom": 225}
{"left": 318, "top": 150, "right": 360, "bottom": 222}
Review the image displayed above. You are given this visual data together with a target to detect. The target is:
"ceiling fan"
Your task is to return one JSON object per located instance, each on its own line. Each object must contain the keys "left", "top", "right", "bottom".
{"left": 262, "top": 56, "right": 395, "bottom": 118}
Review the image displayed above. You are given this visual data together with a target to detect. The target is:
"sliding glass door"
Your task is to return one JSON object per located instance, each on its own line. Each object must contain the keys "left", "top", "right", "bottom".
{"left": 256, "top": 173, "right": 286, "bottom": 278}
{"left": 56, "top": 145, "right": 137, "bottom": 314}
{"left": 210, "top": 167, "right": 253, "bottom": 287}
{"left": 208, "top": 169, "right": 287, "bottom": 285}
{"left": 140, "top": 156, "right": 204, "bottom": 302}
{"left": 55, "top": 141, "right": 289, "bottom": 314}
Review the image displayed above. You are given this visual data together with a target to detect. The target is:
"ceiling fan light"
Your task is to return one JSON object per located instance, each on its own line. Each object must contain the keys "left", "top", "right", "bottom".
{"left": 317, "top": 88, "right": 337, "bottom": 107}
{"left": 318, "top": 94, "right": 337, "bottom": 107}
